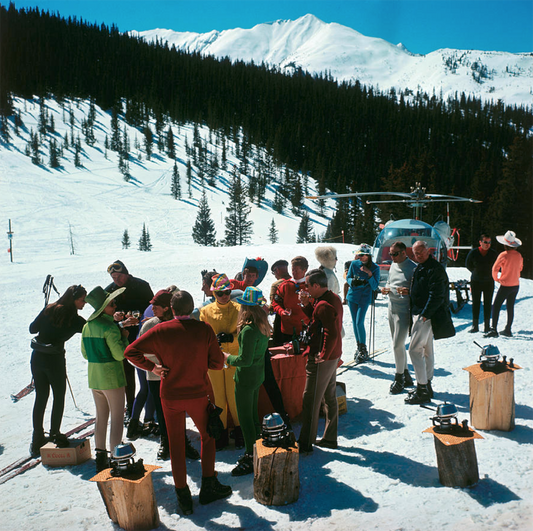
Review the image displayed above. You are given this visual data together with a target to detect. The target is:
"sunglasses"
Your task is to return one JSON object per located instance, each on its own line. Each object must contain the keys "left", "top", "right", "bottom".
{"left": 389, "top": 251, "right": 402, "bottom": 257}
{"left": 108, "top": 299, "right": 117, "bottom": 307}
{"left": 107, "top": 263, "right": 125, "bottom": 274}
{"left": 481, "top": 240, "right": 491, "bottom": 244}
{"left": 215, "top": 290, "right": 231, "bottom": 297}
{"left": 72, "top": 284, "right": 85, "bottom": 298}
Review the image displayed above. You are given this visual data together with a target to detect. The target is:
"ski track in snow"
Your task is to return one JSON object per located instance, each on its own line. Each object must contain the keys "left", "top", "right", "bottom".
{"left": 0, "top": 97, "right": 531, "bottom": 530}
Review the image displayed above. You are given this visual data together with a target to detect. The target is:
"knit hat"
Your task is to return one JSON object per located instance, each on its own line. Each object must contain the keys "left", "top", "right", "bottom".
{"left": 271, "top": 259, "right": 289, "bottom": 273}
{"left": 86, "top": 286, "right": 126, "bottom": 321}
{"left": 236, "top": 286, "right": 267, "bottom": 307}
{"left": 496, "top": 230, "right": 522, "bottom": 248}
{"left": 107, "top": 260, "right": 129, "bottom": 275}
{"left": 356, "top": 243, "right": 372, "bottom": 256}
{"left": 210, "top": 273, "right": 234, "bottom": 292}
{"left": 150, "top": 289, "right": 172, "bottom": 308}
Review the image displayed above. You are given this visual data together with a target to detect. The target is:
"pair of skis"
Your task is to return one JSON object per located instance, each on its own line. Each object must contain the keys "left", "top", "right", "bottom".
{"left": 11, "top": 381, "right": 35, "bottom": 402}
{"left": 0, "top": 417, "right": 95, "bottom": 485}
{"left": 337, "top": 347, "right": 388, "bottom": 375}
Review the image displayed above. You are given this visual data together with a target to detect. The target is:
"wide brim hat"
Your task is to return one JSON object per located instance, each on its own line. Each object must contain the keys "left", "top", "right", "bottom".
{"left": 210, "top": 273, "right": 234, "bottom": 292}
{"left": 86, "top": 286, "right": 126, "bottom": 321}
{"left": 236, "top": 286, "right": 267, "bottom": 307}
{"left": 496, "top": 230, "right": 521, "bottom": 248}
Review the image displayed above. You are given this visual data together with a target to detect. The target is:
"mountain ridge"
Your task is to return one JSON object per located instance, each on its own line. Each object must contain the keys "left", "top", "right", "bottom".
{"left": 132, "top": 14, "right": 532, "bottom": 107}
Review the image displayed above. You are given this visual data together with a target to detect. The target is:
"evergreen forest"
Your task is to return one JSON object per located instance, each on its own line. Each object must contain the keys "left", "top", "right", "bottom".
{"left": 1, "top": 4, "right": 532, "bottom": 276}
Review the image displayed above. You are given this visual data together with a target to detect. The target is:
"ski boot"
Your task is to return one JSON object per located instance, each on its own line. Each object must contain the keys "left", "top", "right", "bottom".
{"left": 176, "top": 485, "right": 193, "bottom": 515}
{"left": 199, "top": 474, "right": 232, "bottom": 505}
{"left": 354, "top": 343, "right": 370, "bottom": 364}
{"left": 389, "top": 373, "right": 405, "bottom": 395}
{"left": 404, "top": 384, "right": 431, "bottom": 405}
{"left": 231, "top": 453, "right": 253, "bottom": 476}
{"left": 403, "top": 369, "right": 414, "bottom": 387}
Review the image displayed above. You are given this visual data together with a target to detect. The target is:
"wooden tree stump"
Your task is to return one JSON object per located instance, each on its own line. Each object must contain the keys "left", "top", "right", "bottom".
{"left": 424, "top": 427, "right": 483, "bottom": 488}
{"left": 253, "top": 438, "right": 299, "bottom": 506}
{"left": 90, "top": 464, "right": 160, "bottom": 531}
{"left": 463, "top": 363, "right": 521, "bottom": 431}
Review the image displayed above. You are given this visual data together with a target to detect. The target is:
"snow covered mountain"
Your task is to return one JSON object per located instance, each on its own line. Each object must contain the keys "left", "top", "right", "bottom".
{"left": 132, "top": 14, "right": 533, "bottom": 107}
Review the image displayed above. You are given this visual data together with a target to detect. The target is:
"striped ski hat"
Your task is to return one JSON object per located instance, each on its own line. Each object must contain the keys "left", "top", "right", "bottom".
{"left": 210, "top": 273, "right": 234, "bottom": 292}
{"left": 237, "top": 286, "right": 267, "bottom": 307}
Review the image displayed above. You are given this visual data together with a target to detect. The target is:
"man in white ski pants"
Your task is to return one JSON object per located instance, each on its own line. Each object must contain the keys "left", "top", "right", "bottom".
{"left": 382, "top": 241, "right": 417, "bottom": 395}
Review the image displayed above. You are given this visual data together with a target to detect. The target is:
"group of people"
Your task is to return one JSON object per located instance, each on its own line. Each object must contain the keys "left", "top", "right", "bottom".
{"left": 27, "top": 232, "right": 523, "bottom": 515}
{"left": 466, "top": 230, "right": 523, "bottom": 338}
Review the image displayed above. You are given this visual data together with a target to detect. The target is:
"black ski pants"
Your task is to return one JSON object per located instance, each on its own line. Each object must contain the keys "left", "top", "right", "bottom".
{"left": 471, "top": 280, "right": 494, "bottom": 326}
{"left": 31, "top": 351, "right": 67, "bottom": 436}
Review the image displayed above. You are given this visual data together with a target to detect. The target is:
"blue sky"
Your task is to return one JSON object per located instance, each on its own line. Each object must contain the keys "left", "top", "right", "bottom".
{"left": 6, "top": 0, "right": 533, "bottom": 54}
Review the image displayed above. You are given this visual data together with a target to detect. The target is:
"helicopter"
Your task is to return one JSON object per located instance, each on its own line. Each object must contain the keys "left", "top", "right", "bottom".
{"left": 307, "top": 182, "right": 482, "bottom": 285}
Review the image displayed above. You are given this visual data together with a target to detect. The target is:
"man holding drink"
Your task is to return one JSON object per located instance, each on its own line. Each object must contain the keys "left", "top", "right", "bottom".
{"left": 381, "top": 242, "right": 417, "bottom": 395}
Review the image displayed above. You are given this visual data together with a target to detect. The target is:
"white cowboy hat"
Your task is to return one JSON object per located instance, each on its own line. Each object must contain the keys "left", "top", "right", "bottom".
{"left": 496, "top": 230, "right": 522, "bottom": 248}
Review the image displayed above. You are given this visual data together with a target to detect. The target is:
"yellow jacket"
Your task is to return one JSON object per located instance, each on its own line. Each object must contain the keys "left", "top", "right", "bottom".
{"left": 199, "top": 300, "right": 240, "bottom": 356}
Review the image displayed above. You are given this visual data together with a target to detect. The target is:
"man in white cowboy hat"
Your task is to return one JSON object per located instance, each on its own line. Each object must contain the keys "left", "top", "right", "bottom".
{"left": 485, "top": 230, "right": 523, "bottom": 338}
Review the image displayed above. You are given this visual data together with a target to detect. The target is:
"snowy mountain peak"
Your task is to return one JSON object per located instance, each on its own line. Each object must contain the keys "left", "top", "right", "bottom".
{"left": 132, "top": 15, "right": 532, "bottom": 107}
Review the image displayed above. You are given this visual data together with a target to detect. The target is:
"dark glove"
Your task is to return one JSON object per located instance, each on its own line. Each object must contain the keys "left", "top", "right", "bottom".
{"left": 216, "top": 332, "right": 234, "bottom": 344}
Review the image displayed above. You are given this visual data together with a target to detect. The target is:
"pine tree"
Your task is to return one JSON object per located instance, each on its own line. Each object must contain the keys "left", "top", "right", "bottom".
{"left": 29, "top": 129, "right": 41, "bottom": 165}
{"left": 74, "top": 135, "right": 82, "bottom": 167}
{"left": 143, "top": 124, "right": 153, "bottom": 160}
{"left": 224, "top": 174, "right": 253, "bottom": 246}
{"left": 110, "top": 106, "right": 121, "bottom": 152}
{"left": 138, "top": 223, "right": 152, "bottom": 251}
{"left": 0, "top": 115, "right": 11, "bottom": 143}
{"left": 192, "top": 191, "right": 217, "bottom": 246}
{"left": 268, "top": 218, "right": 279, "bottom": 244}
{"left": 297, "top": 212, "right": 314, "bottom": 243}
{"left": 186, "top": 158, "right": 193, "bottom": 198}
{"left": 49, "top": 138, "right": 60, "bottom": 168}
{"left": 167, "top": 126, "right": 176, "bottom": 159}
{"left": 122, "top": 229, "right": 130, "bottom": 249}
{"left": 171, "top": 161, "right": 181, "bottom": 199}
{"left": 273, "top": 186, "right": 285, "bottom": 213}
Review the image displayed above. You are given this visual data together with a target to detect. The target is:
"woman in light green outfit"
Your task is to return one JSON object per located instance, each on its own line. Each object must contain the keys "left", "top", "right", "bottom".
{"left": 82, "top": 286, "right": 131, "bottom": 471}
{"left": 224, "top": 287, "right": 271, "bottom": 476}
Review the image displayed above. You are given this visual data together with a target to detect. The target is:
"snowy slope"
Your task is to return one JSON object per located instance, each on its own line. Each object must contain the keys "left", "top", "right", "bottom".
{"left": 0, "top": 97, "right": 532, "bottom": 530}
{"left": 133, "top": 14, "right": 533, "bottom": 107}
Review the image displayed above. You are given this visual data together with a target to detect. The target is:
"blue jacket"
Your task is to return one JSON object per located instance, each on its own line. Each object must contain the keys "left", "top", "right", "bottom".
{"left": 346, "top": 259, "right": 380, "bottom": 305}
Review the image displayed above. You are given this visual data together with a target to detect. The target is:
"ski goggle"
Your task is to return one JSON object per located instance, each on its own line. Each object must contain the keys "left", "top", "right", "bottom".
{"left": 107, "top": 263, "right": 125, "bottom": 274}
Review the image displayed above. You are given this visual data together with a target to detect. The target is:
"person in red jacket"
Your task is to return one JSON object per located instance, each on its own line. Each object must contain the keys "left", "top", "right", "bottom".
{"left": 297, "top": 268, "right": 343, "bottom": 453}
{"left": 124, "top": 290, "right": 231, "bottom": 516}
{"left": 271, "top": 256, "right": 310, "bottom": 344}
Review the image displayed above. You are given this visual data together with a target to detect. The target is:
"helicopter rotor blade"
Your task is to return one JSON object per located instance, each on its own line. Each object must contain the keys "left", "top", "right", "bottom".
{"left": 424, "top": 194, "right": 483, "bottom": 203}
{"left": 306, "top": 191, "right": 413, "bottom": 200}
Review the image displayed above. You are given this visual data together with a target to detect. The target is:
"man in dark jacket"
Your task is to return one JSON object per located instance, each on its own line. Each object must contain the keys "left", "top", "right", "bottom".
{"left": 106, "top": 259, "right": 154, "bottom": 417}
{"left": 297, "top": 268, "right": 343, "bottom": 452}
{"left": 465, "top": 234, "right": 498, "bottom": 333}
{"left": 406, "top": 241, "right": 455, "bottom": 405}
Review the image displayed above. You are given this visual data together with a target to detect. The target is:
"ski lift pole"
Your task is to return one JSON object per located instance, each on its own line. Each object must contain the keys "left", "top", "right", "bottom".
{"left": 7, "top": 219, "right": 13, "bottom": 263}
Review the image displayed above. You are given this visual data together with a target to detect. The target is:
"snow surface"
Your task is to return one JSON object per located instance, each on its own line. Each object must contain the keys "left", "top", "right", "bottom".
{"left": 1, "top": 97, "right": 532, "bottom": 530}
{"left": 132, "top": 14, "right": 533, "bottom": 108}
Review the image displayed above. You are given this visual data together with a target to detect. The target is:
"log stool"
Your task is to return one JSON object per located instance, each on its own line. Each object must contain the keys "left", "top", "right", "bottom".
{"left": 253, "top": 439, "right": 299, "bottom": 506}
{"left": 90, "top": 465, "right": 160, "bottom": 531}
{"left": 423, "top": 426, "right": 483, "bottom": 487}
{"left": 463, "top": 362, "right": 522, "bottom": 431}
